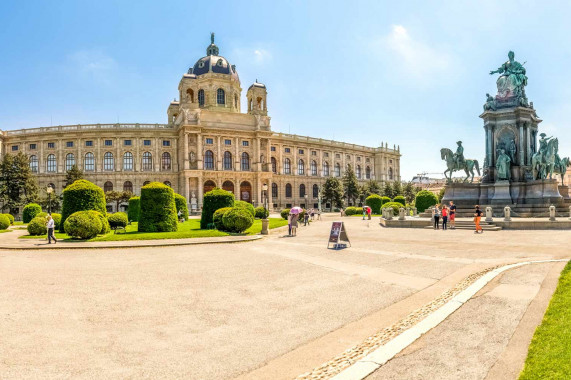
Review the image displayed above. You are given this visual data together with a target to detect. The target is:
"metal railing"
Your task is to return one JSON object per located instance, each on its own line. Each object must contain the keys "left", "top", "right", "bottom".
{"left": 4, "top": 123, "right": 172, "bottom": 135}
{"left": 270, "top": 132, "right": 400, "bottom": 154}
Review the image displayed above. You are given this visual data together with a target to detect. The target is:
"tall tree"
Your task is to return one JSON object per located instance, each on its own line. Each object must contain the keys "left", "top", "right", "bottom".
{"left": 403, "top": 182, "right": 416, "bottom": 204}
{"left": 65, "top": 165, "right": 84, "bottom": 188}
{"left": 383, "top": 181, "right": 394, "bottom": 199}
{"left": 392, "top": 180, "right": 403, "bottom": 197}
{"left": 342, "top": 165, "right": 359, "bottom": 205}
{"left": 105, "top": 190, "right": 133, "bottom": 212}
{"left": 365, "top": 180, "right": 382, "bottom": 196}
{"left": 39, "top": 188, "right": 61, "bottom": 212}
{"left": 320, "top": 177, "right": 344, "bottom": 211}
{"left": 357, "top": 185, "right": 368, "bottom": 206}
{"left": 0, "top": 152, "right": 39, "bottom": 214}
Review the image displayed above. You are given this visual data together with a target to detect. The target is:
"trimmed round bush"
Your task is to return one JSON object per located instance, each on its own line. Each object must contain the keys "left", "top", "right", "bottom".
{"left": 138, "top": 182, "right": 178, "bottom": 233}
{"left": 0, "top": 214, "right": 10, "bottom": 230}
{"left": 415, "top": 190, "right": 439, "bottom": 212}
{"left": 344, "top": 207, "right": 363, "bottom": 216}
{"left": 23, "top": 203, "right": 42, "bottom": 223}
{"left": 51, "top": 213, "right": 62, "bottom": 230}
{"left": 234, "top": 200, "right": 255, "bottom": 217}
{"left": 5, "top": 213, "right": 14, "bottom": 225}
{"left": 64, "top": 210, "right": 103, "bottom": 239}
{"left": 213, "top": 207, "right": 232, "bottom": 230}
{"left": 254, "top": 206, "right": 269, "bottom": 219}
{"left": 108, "top": 212, "right": 128, "bottom": 229}
{"left": 174, "top": 193, "right": 189, "bottom": 220}
{"left": 381, "top": 196, "right": 391, "bottom": 205}
{"left": 393, "top": 195, "right": 406, "bottom": 206}
{"left": 27, "top": 216, "right": 47, "bottom": 235}
{"left": 200, "top": 188, "right": 235, "bottom": 229}
{"left": 128, "top": 196, "right": 140, "bottom": 222}
{"left": 60, "top": 179, "right": 107, "bottom": 232}
{"left": 281, "top": 208, "right": 291, "bottom": 220}
{"left": 222, "top": 207, "right": 254, "bottom": 233}
{"left": 365, "top": 194, "right": 383, "bottom": 214}
{"left": 382, "top": 202, "right": 403, "bottom": 216}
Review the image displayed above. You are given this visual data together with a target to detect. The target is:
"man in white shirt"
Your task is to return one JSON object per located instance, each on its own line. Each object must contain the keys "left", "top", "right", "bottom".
{"left": 46, "top": 215, "right": 57, "bottom": 244}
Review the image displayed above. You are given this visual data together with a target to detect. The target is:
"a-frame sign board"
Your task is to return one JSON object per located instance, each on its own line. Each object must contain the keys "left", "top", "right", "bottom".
{"left": 327, "top": 221, "right": 351, "bottom": 249}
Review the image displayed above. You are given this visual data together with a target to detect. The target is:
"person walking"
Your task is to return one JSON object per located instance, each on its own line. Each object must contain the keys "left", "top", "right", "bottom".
{"left": 433, "top": 205, "right": 441, "bottom": 230}
{"left": 317, "top": 209, "right": 321, "bottom": 221}
{"left": 362, "top": 207, "right": 367, "bottom": 220}
{"left": 304, "top": 211, "right": 309, "bottom": 226}
{"left": 291, "top": 212, "right": 299, "bottom": 236}
{"left": 441, "top": 205, "right": 448, "bottom": 230}
{"left": 474, "top": 205, "right": 483, "bottom": 234}
{"left": 287, "top": 213, "right": 293, "bottom": 236}
{"left": 449, "top": 201, "right": 456, "bottom": 230}
{"left": 367, "top": 206, "right": 372, "bottom": 220}
{"left": 46, "top": 215, "right": 57, "bottom": 244}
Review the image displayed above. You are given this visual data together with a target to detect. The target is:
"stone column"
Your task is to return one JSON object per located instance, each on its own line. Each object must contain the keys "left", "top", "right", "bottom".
{"left": 197, "top": 133, "right": 203, "bottom": 170}
{"left": 154, "top": 137, "right": 159, "bottom": 172}
{"left": 234, "top": 136, "right": 239, "bottom": 171}
{"left": 518, "top": 122, "right": 525, "bottom": 166}
{"left": 183, "top": 132, "right": 189, "bottom": 170}
{"left": 526, "top": 124, "right": 532, "bottom": 165}
{"left": 39, "top": 141, "right": 44, "bottom": 174}
{"left": 255, "top": 137, "right": 260, "bottom": 172}
{"left": 487, "top": 124, "right": 494, "bottom": 166}
{"left": 217, "top": 135, "right": 222, "bottom": 170}
{"left": 197, "top": 173, "right": 203, "bottom": 208}
{"left": 278, "top": 143, "right": 283, "bottom": 174}
{"left": 135, "top": 137, "right": 140, "bottom": 171}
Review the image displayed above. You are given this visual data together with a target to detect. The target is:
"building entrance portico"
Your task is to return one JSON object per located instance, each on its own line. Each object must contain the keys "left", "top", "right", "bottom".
{"left": 240, "top": 181, "right": 252, "bottom": 203}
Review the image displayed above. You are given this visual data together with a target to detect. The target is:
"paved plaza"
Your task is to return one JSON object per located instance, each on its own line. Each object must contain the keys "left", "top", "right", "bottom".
{"left": 1, "top": 215, "right": 570, "bottom": 379}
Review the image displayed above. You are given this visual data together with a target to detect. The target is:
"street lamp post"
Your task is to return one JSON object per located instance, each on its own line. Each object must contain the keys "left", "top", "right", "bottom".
{"left": 261, "top": 183, "right": 269, "bottom": 235}
{"left": 46, "top": 186, "right": 53, "bottom": 215}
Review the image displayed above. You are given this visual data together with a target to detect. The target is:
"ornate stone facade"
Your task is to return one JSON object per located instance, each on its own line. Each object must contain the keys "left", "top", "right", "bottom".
{"left": 0, "top": 35, "right": 401, "bottom": 211}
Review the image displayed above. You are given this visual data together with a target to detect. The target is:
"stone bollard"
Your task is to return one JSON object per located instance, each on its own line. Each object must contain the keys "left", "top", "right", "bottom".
{"left": 485, "top": 206, "right": 493, "bottom": 222}
{"left": 504, "top": 206, "right": 512, "bottom": 222}
{"left": 398, "top": 208, "right": 406, "bottom": 221}
{"left": 381, "top": 208, "right": 385, "bottom": 218}
{"left": 549, "top": 205, "right": 556, "bottom": 221}
{"left": 261, "top": 218, "right": 269, "bottom": 235}
{"left": 413, "top": 207, "right": 418, "bottom": 217}
{"left": 386, "top": 208, "right": 393, "bottom": 220}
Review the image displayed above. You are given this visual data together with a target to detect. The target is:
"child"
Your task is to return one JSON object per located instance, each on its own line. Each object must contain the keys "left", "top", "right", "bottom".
{"left": 441, "top": 206, "right": 448, "bottom": 230}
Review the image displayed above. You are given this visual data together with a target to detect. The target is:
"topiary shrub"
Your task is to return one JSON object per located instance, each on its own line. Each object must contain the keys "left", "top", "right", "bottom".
{"left": 344, "top": 206, "right": 363, "bottom": 216}
{"left": 281, "top": 208, "right": 291, "bottom": 220}
{"left": 51, "top": 213, "right": 62, "bottom": 230}
{"left": 222, "top": 207, "right": 254, "bottom": 233}
{"left": 393, "top": 195, "right": 406, "bottom": 206}
{"left": 174, "top": 193, "right": 189, "bottom": 220}
{"left": 128, "top": 196, "right": 140, "bottom": 222}
{"left": 254, "top": 206, "right": 269, "bottom": 219}
{"left": 60, "top": 179, "right": 107, "bottom": 232}
{"left": 381, "top": 196, "right": 391, "bottom": 205}
{"left": 27, "top": 216, "right": 47, "bottom": 235}
{"left": 213, "top": 207, "right": 232, "bottom": 230}
{"left": 5, "top": 213, "right": 14, "bottom": 225}
{"left": 64, "top": 210, "right": 103, "bottom": 240}
{"left": 383, "top": 202, "right": 403, "bottom": 216}
{"left": 234, "top": 200, "right": 255, "bottom": 217}
{"left": 108, "top": 212, "right": 128, "bottom": 229}
{"left": 200, "top": 188, "right": 235, "bottom": 229}
{"left": 365, "top": 194, "right": 383, "bottom": 214}
{"left": 23, "top": 203, "right": 42, "bottom": 223}
{"left": 415, "top": 190, "right": 439, "bottom": 212}
{"left": 0, "top": 214, "right": 10, "bottom": 230}
{"left": 138, "top": 182, "right": 178, "bottom": 232}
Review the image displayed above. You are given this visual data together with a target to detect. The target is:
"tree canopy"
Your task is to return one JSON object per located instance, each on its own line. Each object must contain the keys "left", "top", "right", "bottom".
{"left": 0, "top": 152, "right": 38, "bottom": 213}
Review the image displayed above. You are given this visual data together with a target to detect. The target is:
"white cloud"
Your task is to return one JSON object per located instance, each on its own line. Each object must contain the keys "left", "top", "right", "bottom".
{"left": 67, "top": 49, "right": 117, "bottom": 83}
{"left": 253, "top": 49, "right": 272, "bottom": 64}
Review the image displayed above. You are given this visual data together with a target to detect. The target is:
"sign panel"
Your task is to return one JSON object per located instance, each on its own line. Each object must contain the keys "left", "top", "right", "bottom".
{"left": 328, "top": 221, "right": 351, "bottom": 249}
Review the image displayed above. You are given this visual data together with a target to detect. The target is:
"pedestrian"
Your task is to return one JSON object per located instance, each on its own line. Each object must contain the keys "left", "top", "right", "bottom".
{"left": 304, "top": 211, "right": 309, "bottom": 226}
{"left": 310, "top": 209, "right": 315, "bottom": 221}
{"left": 288, "top": 213, "right": 293, "bottom": 236}
{"left": 474, "top": 205, "right": 483, "bottom": 234}
{"left": 441, "top": 205, "right": 448, "bottom": 230}
{"left": 340, "top": 208, "right": 345, "bottom": 217}
{"left": 449, "top": 201, "right": 456, "bottom": 230}
{"left": 433, "top": 205, "right": 441, "bottom": 230}
{"left": 46, "top": 215, "right": 57, "bottom": 244}
{"left": 362, "top": 207, "right": 367, "bottom": 220}
{"left": 317, "top": 209, "right": 321, "bottom": 220}
{"left": 291, "top": 212, "right": 299, "bottom": 236}
{"left": 367, "top": 207, "right": 372, "bottom": 220}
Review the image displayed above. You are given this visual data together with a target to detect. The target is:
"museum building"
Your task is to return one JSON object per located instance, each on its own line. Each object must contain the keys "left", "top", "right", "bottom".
{"left": 0, "top": 35, "right": 401, "bottom": 211}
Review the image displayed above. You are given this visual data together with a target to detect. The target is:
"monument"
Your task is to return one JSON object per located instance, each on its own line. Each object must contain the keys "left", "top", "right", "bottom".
{"left": 441, "top": 51, "right": 571, "bottom": 216}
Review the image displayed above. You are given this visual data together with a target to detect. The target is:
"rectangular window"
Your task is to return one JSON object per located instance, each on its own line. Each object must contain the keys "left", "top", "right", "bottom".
{"left": 324, "top": 152, "right": 329, "bottom": 158}
{"left": 335, "top": 153, "right": 340, "bottom": 159}
{"left": 271, "top": 146, "right": 276, "bottom": 152}
{"left": 124, "top": 140, "right": 132, "bottom": 146}
{"left": 11, "top": 145, "right": 18, "bottom": 151}
{"left": 85, "top": 140, "right": 93, "bottom": 147}
{"left": 144, "top": 139, "right": 151, "bottom": 146}
{"left": 205, "top": 138, "right": 213, "bottom": 145}
{"left": 366, "top": 157, "right": 370, "bottom": 162}
{"left": 242, "top": 141, "right": 249, "bottom": 147}
{"left": 163, "top": 140, "right": 171, "bottom": 147}
{"left": 105, "top": 140, "right": 113, "bottom": 146}
{"left": 285, "top": 148, "right": 291, "bottom": 153}
{"left": 29, "top": 144, "right": 37, "bottom": 150}
{"left": 47, "top": 142, "right": 55, "bottom": 149}
{"left": 357, "top": 156, "right": 361, "bottom": 161}
{"left": 66, "top": 141, "right": 74, "bottom": 148}
{"left": 390, "top": 159, "right": 393, "bottom": 164}
{"left": 224, "top": 139, "right": 232, "bottom": 145}
{"left": 311, "top": 151, "right": 317, "bottom": 156}
{"left": 298, "top": 149, "right": 304, "bottom": 155}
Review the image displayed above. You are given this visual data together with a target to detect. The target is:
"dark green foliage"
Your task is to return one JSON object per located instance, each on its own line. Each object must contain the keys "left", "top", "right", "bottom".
{"left": 381, "top": 196, "right": 391, "bottom": 205}
{"left": 60, "top": 180, "right": 107, "bottom": 232}
{"left": 393, "top": 195, "right": 406, "bottom": 206}
{"left": 64, "top": 210, "right": 103, "bottom": 239}
{"left": 106, "top": 190, "right": 133, "bottom": 212}
{"left": 0, "top": 214, "right": 10, "bottom": 230}
{"left": 383, "top": 202, "right": 403, "bottom": 216}
{"left": 200, "top": 188, "right": 235, "bottom": 229}
{"left": 51, "top": 213, "right": 62, "bottom": 229}
{"left": 365, "top": 194, "right": 383, "bottom": 214}
{"left": 128, "top": 196, "right": 140, "bottom": 222}
{"left": 138, "top": 182, "right": 178, "bottom": 232}
{"left": 281, "top": 208, "right": 291, "bottom": 220}
{"left": 254, "top": 206, "right": 269, "bottom": 219}
{"left": 0, "top": 152, "right": 39, "bottom": 214}
{"left": 392, "top": 181, "right": 403, "bottom": 197}
{"left": 174, "top": 194, "right": 189, "bottom": 220}
{"left": 403, "top": 182, "right": 419, "bottom": 204}
{"left": 39, "top": 188, "right": 61, "bottom": 213}
{"left": 4, "top": 213, "right": 14, "bottom": 225}
{"left": 27, "top": 216, "right": 47, "bottom": 235}
{"left": 213, "top": 207, "right": 232, "bottom": 230}
{"left": 234, "top": 200, "right": 255, "bottom": 216}
{"left": 342, "top": 165, "right": 359, "bottom": 205}
{"left": 65, "top": 165, "right": 84, "bottom": 188}
{"left": 438, "top": 187, "right": 446, "bottom": 202}
{"left": 108, "top": 212, "right": 128, "bottom": 229}
{"left": 415, "top": 190, "right": 439, "bottom": 212}
{"left": 23, "top": 203, "right": 42, "bottom": 223}
{"left": 222, "top": 207, "right": 254, "bottom": 233}
{"left": 344, "top": 206, "right": 363, "bottom": 216}
{"left": 365, "top": 180, "right": 382, "bottom": 196}
{"left": 321, "top": 177, "right": 344, "bottom": 211}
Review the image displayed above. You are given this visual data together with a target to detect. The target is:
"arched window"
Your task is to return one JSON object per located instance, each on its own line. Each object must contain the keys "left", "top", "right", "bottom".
{"left": 186, "top": 88, "right": 194, "bottom": 102}
{"left": 298, "top": 159, "right": 305, "bottom": 175}
{"left": 241, "top": 152, "right": 250, "bottom": 171}
{"left": 217, "top": 88, "right": 225, "bottom": 105}
{"left": 222, "top": 180, "right": 234, "bottom": 193}
{"left": 366, "top": 166, "right": 371, "bottom": 179}
{"left": 164, "top": 181, "right": 172, "bottom": 187}
{"left": 104, "top": 181, "right": 113, "bottom": 193}
{"left": 143, "top": 180, "right": 151, "bottom": 186}
{"left": 323, "top": 161, "right": 330, "bottom": 177}
{"left": 46, "top": 154, "right": 56, "bottom": 173}
{"left": 142, "top": 152, "right": 153, "bottom": 171}
{"left": 311, "top": 160, "right": 317, "bottom": 176}
{"left": 285, "top": 183, "right": 292, "bottom": 198}
{"left": 284, "top": 158, "right": 291, "bottom": 174}
{"left": 223, "top": 151, "right": 232, "bottom": 170}
{"left": 198, "top": 89, "right": 205, "bottom": 106}
{"left": 389, "top": 167, "right": 394, "bottom": 180}
{"left": 123, "top": 152, "right": 133, "bottom": 171}
{"left": 313, "top": 184, "right": 319, "bottom": 198}
{"left": 271, "top": 157, "right": 277, "bottom": 173}
{"left": 272, "top": 183, "right": 278, "bottom": 198}
{"left": 234, "top": 94, "right": 238, "bottom": 108}
{"left": 29, "top": 155, "right": 38, "bottom": 173}
{"left": 356, "top": 165, "right": 362, "bottom": 179}
{"left": 161, "top": 152, "right": 171, "bottom": 171}
{"left": 204, "top": 150, "right": 214, "bottom": 169}
{"left": 299, "top": 184, "right": 306, "bottom": 198}
{"left": 123, "top": 181, "right": 133, "bottom": 193}
{"left": 203, "top": 180, "right": 216, "bottom": 194}
{"left": 104, "top": 152, "right": 114, "bottom": 171}
{"left": 84, "top": 152, "right": 95, "bottom": 171}
{"left": 65, "top": 153, "right": 75, "bottom": 171}
{"left": 335, "top": 163, "right": 341, "bottom": 177}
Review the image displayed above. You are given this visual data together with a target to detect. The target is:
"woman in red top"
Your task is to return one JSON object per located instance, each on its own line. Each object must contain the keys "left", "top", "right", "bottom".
{"left": 441, "top": 206, "right": 448, "bottom": 230}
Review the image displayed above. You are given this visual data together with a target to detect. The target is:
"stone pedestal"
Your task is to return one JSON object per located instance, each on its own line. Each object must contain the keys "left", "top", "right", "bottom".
{"left": 398, "top": 208, "right": 406, "bottom": 221}
{"left": 485, "top": 206, "right": 493, "bottom": 222}
{"left": 261, "top": 218, "right": 269, "bottom": 235}
{"left": 558, "top": 185, "right": 570, "bottom": 200}
{"left": 491, "top": 181, "right": 512, "bottom": 205}
{"left": 549, "top": 205, "right": 556, "bottom": 221}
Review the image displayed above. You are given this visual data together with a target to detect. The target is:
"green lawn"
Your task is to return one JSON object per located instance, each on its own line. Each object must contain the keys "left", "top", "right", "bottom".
{"left": 20, "top": 218, "right": 288, "bottom": 242}
{"left": 519, "top": 261, "right": 571, "bottom": 379}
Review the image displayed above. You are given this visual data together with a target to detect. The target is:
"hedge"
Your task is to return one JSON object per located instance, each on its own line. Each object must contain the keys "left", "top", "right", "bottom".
{"left": 383, "top": 202, "right": 404, "bottom": 216}
{"left": 138, "top": 182, "right": 178, "bottom": 232}
{"left": 64, "top": 210, "right": 103, "bottom": 239}
{"left": 23, "top": 203, "right": 42, "bottom": 223}
{"left": 108, "top": 212, "right": 128, "bottom": 229}
{"left": 200, "top": 188, "right": 235, "bottom": 229}
{"left": 234, "top": 200, "right": 255, "bottom": 217}
{"left": 415, "top": 190, "right": 439, "bottom": 212}
{"left": 281, "top": 208, "right": 291, "bottom": 220}
{"left": 365, "top": 194, "right": 383, "bottom": 214}
{"left": 254, "top": 206, "right": 269, "bottom": 219}
{"left": 393, "top": 195, "right": 406, "bottom": 206}
{"left": 5, "top": 213, "right": 14, "bottom": 225}
{"left": 381, "top": 196, "right": 391, "bottom": 205}
{"left": 36, "top": 212, "right": 61, "bottom": 229}
{"left": 174, "top": 193, "right": 189, "bottom": 220}
{"left": 0, "top": 214, "right": 10, "bottom": 230}
{"left": 128, "top": 196, "right": 140, "bottom": 222}
{"left": 27, "top": 216, "right": 47, "bottom": 235}
{"left": 60, "top": 179, "right": 107, "bottom": 232}
{"left": 344, "top": 206, "right": 363, "bottom": 216}
{"left": 222, "top": 207, "right": 254, "bottom": 233}
{"left": 213, "top": 207, "right": 233, "bottom": 230}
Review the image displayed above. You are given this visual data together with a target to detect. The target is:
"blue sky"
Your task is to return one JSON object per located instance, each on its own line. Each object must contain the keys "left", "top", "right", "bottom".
{"left": 2, "top": 0, "right": 571, "bottom": 180}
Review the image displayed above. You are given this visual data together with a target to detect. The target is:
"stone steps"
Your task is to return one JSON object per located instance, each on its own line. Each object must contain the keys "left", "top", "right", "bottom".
{"left": 423, "top": 220, "right": 502, "bottom": 231}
